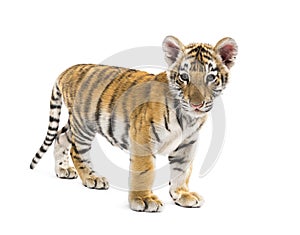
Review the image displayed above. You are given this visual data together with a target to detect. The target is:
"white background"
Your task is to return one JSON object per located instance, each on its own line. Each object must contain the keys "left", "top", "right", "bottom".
{"left": 1, "top": 0, "right": 299, "bottom": 234}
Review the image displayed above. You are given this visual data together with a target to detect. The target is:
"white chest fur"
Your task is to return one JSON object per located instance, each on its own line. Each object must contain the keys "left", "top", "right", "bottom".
{"left": 157, "top": 112, "right": 206, "bottom": 156}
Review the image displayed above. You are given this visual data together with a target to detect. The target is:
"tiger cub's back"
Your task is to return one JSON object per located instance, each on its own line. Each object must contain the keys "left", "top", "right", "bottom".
{"left": 57, "top": 64, "right": 170, "bottom": 149}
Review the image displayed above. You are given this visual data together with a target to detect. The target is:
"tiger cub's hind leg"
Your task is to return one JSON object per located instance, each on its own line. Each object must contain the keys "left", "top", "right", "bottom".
{"left": 54, "top": 125, "right": 78, "bottom": 179}
{"left": 69, "top": 123, "right": 109, "bottom": 190}
{"left": 70, "top": 144, "right": 109, "bottom": 190}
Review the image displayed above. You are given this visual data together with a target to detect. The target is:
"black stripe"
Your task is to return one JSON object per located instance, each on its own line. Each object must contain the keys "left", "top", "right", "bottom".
{"left": 150, "top": 121, "right": 160, "bottom": 142}
{"left": 185, "top": 123, "right": 204, "bottom": 141}
{"left": 119, "top": 143, "right": 128, "bottom": 150}
{"left": 182, "top": 114, "right": 193, "bottom": 126}
{"left": 185, "top": 54, "right": 196, "bottom": 60}
{"left": 108, "top": 114, "right": 118, "bottom": 145}
{"left": 202, "top": 54, "right": 212, "bottom": 61}
{"left": 66, "top": 132, "right": 72, "bottom": 144}
{"left": 172, "top": 167, "right": 184, "bottom": 172}
{"left": 106, "top": 69, "right": 136, "bottom": 108}
{"left": 39, "top": 146, "right": 47, "bottom": 153}
{"left": 164, "top": 115, "right": 170, "bottom": 132}
{"left": 68, "top": 65, "right": 93, "bottom": 99}
{"left": 78, "top": 67, "right": 112, "bottom": 133}
{"left": 116, "top": 70, "right": 130, "bottom": 149}
{"left": 170, "top": 72, "right": 177, "bottom": 82}
{"left": 56, "top": 135, "right": 61, "bottom": 144}
{"left": 72, "top": 143, "right": 79, "bottom": 154}
{"left": 188, "top": 46, "right": 201, "bottom": 55}
{"left": 77, "top": 147, "right": 91, "bottom": 155}
{"left": 121, "top": 125, "right": 129, "bottom": 150}
{"left": 93, "top": 179, "right": 98, "bottom": 189}
{"left": 48, "top": 126, "right": 58, "bottom": 131}
{"left": 72, "top": 155, "right": 84, "bottom": 162}
{"left": 73, "top": 137, "right": 92, "bottom": 148}
{"left": 95, "top": 68, "right": 129, "bottom": 137}
{"left": 176, "top": 114, "right": 183, "bottom": 130}
{"left": 211, "top": 66, "right": 218, "bottom": 72}
{"left": 195, "top": 46, "right": 202, "bottom": 60}
{"left": 175, "top": 100, "right": 183, "bottom": 130}
{"left": 35, "top": 153, "right": 42, "bottom": 159}
{"left": 49, "top": 116, "right": 60, "bottom": 123}
{"left": 193, "top": 45, "right": 212, "bottom": 55}
{"left": 138, "top": 81, "right": 152, "bottom": 132}
{"left": 53, "top": 84, "right": 61, "bottom": 98}
{"left": 168, "top": 156, "right": 187, "bottom": 165}
{"left": 220, "top": 74, "right": 225, "bottom": 84}
{"left": 120, "top": 93, "right": 130, "bottom": 150}
{"left": 72, "top": 113, "right": 94, "bottom": 137}
{"left": 50, "top": 104, "right": 61, "bottom": 109}
{"left": 139, "top": 168, "right": 151, "bottom": 175}
{"left": 174, "top": 140, "right": 197, "bottom": 152}
{"left": 70, "top": 118, "right": 94, "bottom": 142}
{"left": 43, "top": 141, "right": 52, "bottom": 146}
{"left": 51, "top": 95, "right": 60, "bottom": 101}
{"left": 32, "top": 158, "right": 38, "bottom": 164}
{"left": 186, "top": 50, "right": 213, "bottom": 62}
{"left": 47, "top": 132, "right": 57, "bottom": 137}
{"left": 61, "top": 125, "right": 68, "bottom": 134}
{"left": 165, "top": 96, "right": 170, "bottom": 121}
{"left": 72, "top": 132, "right": 93, "bottom": 146}
{"left": 46, "top": 136, "right": 55, "bottom": 142}
{"left": 85, "top": 66, "right": 118, "bottom": 116}
{"left": 188, "top": 117, "right": 200, "bottom": 127}
{"left": 106, "top": 70, "right": 137, "bottom": 144}
{"left": 175, "top": 78, "right": 184, "bottom": 86}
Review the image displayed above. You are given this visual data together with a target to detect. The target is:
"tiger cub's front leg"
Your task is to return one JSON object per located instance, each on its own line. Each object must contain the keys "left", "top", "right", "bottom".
{"left": 169, "top": 139, "right": 205, "bottom": 208}
{"left": 128, "top": 117, "right": 163, "bottom": 212}
{"left": 129, "top": 154, "right": 163, "bottom": 212}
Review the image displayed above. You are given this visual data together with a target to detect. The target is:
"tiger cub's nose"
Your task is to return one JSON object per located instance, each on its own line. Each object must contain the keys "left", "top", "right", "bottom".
{"left": 190, "top": 102, "right": 204, "bottom": 109}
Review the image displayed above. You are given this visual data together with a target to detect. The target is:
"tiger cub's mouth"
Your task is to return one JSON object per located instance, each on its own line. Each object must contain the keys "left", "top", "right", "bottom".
{"left": 190, "top": 101, "right": 204, "bottom": 111}
{"left": 190, "top": 101, "right": 213, "bottom": 113}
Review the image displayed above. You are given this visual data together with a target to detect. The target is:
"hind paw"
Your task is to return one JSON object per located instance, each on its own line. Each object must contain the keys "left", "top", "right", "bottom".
{"left": 83, "top": 175, "right": 109, "bottom": 190}
{"left": 56, "top": 167, "right": 78, "bottom": 179}
{"left": 173, "top": 191, "right": 204, "bottom": 208}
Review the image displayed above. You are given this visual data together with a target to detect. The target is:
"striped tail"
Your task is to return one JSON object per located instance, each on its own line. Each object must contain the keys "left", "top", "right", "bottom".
{"left": 30, "top": 82, "right": 62, "bottom": 169}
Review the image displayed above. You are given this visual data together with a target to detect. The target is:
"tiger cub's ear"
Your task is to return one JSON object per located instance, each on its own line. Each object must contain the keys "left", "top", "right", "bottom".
{"left": 162, "top": 36, "right": 184, "bottom": 66}
{"left": 215, "top": 37, "right": 238, "bottom": 69}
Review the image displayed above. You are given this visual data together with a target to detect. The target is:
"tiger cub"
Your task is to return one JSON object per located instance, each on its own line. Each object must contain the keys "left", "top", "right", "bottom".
{"left": 30, "top": 36, "right": 238, "bottom": 212}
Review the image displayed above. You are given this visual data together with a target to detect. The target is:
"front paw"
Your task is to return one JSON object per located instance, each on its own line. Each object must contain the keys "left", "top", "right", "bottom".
{"left": 129, "top": 192, "right": 164, "bottom": 212}
{"left": 172, "top": 191, "right": 205, "bottom": 208}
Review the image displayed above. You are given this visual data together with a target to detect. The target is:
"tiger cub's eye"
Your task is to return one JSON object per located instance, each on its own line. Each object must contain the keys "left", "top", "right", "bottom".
{"left": 206, "top": 74, "right": 216, "bottom": 82}
{"left": 179, "top": 73, "right": 189, "bottom": 82}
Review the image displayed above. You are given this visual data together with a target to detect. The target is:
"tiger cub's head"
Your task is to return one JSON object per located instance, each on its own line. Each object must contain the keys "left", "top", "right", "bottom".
{"left": 162, "top": 35, "right": 238, "bottom": 116}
